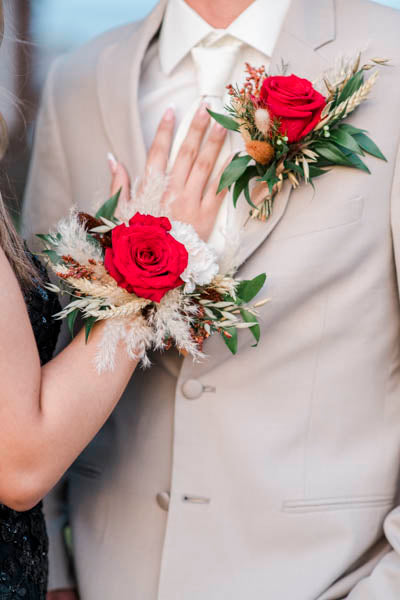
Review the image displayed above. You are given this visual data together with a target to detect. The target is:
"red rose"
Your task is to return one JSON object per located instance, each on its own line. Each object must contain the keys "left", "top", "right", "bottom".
{"left": 104, "top": 213, "right": 188, "bottom": 303}
{"left": 260, "top": 74, "right": 326, "bottom": 143}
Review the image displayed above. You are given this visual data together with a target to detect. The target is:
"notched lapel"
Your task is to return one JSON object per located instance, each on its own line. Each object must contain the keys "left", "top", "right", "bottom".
{"left": 235, "top": 0, "right": 337, "bottom": 269}
{"left": 96, "top": 0, "right": 167, "bottom": 179}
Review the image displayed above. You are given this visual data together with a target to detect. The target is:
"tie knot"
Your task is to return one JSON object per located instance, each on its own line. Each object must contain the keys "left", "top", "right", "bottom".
{"left": 191, "top": 35, "right": 243, "bottom": 99}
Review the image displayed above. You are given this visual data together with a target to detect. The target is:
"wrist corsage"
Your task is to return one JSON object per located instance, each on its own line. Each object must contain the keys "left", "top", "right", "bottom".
{"left": 39, "top": 177, "right": 268, "bottom": 372}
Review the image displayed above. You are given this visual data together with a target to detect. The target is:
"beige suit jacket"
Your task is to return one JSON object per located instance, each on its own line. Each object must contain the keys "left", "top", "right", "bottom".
{"left": 23, "top": 0, "right": 400, "bottom": 598}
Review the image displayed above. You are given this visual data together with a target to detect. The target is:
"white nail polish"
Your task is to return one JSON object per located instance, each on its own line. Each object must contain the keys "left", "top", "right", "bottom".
{"left": 107, "top": 152, "right": 118, "bottom": 172}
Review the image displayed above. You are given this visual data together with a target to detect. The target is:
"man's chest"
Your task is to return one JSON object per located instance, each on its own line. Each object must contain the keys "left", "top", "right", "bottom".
{"left": 138, "top": 42, "right": 271, "bottom": 152}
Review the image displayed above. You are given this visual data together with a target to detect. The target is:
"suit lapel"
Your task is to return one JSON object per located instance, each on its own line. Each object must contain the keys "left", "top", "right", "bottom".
{"left": 96, "top": 0, "right": 167, "bottom": 179}
{"left": 236, "top": 0, "right": 337, "bottom": 269}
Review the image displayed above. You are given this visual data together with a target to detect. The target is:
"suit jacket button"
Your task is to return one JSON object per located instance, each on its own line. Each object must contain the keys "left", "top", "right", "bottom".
{"left": 156, "top": 491, "right": 170, "bottom": 512}
{"left": 182, "top": 379, "right": 203, "bottom": 400}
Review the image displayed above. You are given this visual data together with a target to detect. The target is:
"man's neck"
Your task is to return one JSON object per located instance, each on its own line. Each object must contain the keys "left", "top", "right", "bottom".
{"left": 184, "top": 0, "right": 255, "bottom": 29}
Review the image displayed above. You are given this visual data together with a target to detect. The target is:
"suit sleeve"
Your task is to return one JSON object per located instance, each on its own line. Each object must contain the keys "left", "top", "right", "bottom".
{"left": 22, "top": 57, "right": 72, "bottom": 249}
{"left": 43, "top": 477, "right": 77, "bottom": 591}
{"left": 343, "top": 142, "right": 400, "bottom": 599}
{"left": 23, "top": 61, "right": 77, "bottom": 591}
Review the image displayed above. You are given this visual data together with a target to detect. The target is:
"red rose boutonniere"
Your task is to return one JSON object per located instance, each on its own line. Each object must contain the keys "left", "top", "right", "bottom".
{"left": 209, "top": 56, "right": 388, "bottom": 221}
{"left": 260, "top": 74, "right": 326, "bottom": 143}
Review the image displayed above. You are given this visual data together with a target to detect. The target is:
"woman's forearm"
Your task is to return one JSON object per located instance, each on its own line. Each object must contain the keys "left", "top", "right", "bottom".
{"left": 0, "top": 280, "right": 137, "bottom": 511}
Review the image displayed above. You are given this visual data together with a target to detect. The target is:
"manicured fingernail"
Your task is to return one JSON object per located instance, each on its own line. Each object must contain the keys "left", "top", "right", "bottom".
{"left": 164, "top": 106, "right": 175, "bottom": 121}
{"left": 107, "top": 152, "right": 117, "bottom": 174}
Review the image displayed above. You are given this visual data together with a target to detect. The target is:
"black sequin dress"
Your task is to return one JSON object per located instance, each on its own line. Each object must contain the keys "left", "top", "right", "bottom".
{"left": 0, "top": 256, "right": 61, "bottom": 599}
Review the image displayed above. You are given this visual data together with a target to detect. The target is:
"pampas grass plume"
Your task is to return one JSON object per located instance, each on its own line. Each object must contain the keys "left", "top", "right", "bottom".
{"left": 254, "top": 108, "right": 271, "bottom": 137}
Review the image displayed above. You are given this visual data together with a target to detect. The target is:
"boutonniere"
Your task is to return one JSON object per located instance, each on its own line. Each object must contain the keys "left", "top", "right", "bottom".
{"left": 209, "top": 55, "right": 389, "bottom": 222}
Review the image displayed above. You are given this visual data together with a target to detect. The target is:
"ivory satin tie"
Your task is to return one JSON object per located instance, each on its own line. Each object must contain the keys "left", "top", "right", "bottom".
{"left": 169, "top": 34, "right": 243, "bottom": 254}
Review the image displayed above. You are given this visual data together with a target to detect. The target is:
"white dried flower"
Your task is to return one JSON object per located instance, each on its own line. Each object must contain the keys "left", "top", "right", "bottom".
{"left": 170, "top": 221, "right": 219, "bottom": 293}
{"left": 254, "top": 108, "right": 271, "bottom": 137}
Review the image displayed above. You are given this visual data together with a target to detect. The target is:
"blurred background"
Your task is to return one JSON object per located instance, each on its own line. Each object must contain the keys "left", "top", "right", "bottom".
{"left": 1, "top": 0, "right": 399, "bottom": 222}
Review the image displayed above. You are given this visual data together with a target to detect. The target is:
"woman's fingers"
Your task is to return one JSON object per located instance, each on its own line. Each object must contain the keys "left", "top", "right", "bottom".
{"left": 202, "top": 153, "right": 233, "bottom": 213}
{"left": 108, "top": 153, "right": 131, "bottom": 218}
{"left": 146, "top": 107, "right": 175, "bottom": 175}
{"left": 186, "top": 122, "right": 227, "bottom": 198}
{"left": 169, "top": 103, "right": 210, "bottom": 189}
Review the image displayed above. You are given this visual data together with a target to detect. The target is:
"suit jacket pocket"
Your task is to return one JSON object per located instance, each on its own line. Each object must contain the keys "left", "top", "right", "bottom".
{"left": 272, "top": 195, "right": 364, "bottom": 242}
{"left": 282, "top": 494, "right": 393, "bottom": 514}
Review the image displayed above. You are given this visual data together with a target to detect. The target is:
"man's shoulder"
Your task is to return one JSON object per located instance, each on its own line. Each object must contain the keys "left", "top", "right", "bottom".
{"left": 336, "top": 0, "right": 400, "bottom": 50}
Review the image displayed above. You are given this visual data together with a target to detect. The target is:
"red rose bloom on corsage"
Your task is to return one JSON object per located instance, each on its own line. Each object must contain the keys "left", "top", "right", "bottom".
{"left": 104, "top": 213, "right": 188, "bottom": 302}
{"left": 260, "top": 74, "right": 326, "bottom": 143}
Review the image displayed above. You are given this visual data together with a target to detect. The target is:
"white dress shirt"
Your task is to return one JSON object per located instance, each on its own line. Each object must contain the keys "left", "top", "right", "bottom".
{"left": 139, "top": 0, "right": 291, "bottom": 254}
{"left": 139, "top": 0, "right": 291, "bottom": 151}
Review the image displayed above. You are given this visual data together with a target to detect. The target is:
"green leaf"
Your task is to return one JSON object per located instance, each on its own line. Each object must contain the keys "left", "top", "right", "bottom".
{"left": 243, "top": 182, "right": 257, "bottom": 209}
{"left": 339, "top": 124, "right": 367, "bottom": 136}
{"left": 236, "top": 273, "right": 267, "bottom": 304}
{"left": 67, "top": 309, "right": 79, "bottom": 338}
{"left": 337, "top": 70, "right": 364, "bottom": 104}
{"left": 314, "top": 143, "right": 356, "bottom": 167}
{"left": 207, "top": 109, "right": 239, "bottom": 131}
{"left": 36, "top": 233, "right": 57, "bottom": 246}
{"left": 329, "top": 129, "right": 363, "bottom": 155}
{"left": 353, "top": 132, "right": 387, "bottom": 161}
{"left": 232, "top": 166, "right": 258, "bottom": 208}
{"left": 221, "top": 326, "right": 238, "bottom": 354}
{"left": 284, "top": 161, "right": 304, "bottom": 175}
{"left": 260, "top": 160, "right": 278, "bottom": 181}
{"left": 308, "top": 165, "right": 328, "bottom": 178}
{"left": 240, "top": 309, "right": 261, "bottom": 345}
{"left": 339, "top": 148, "right": 370, "bottom": 173}
{"left": 85, "top": 317, "right": 97, "bottom": 344}
{"left": 217, "top": 155, "right": 252, "bottom": 194}
{"left": 95, "top": 189, "right": 121, "bottom": 221}
{"left": 260, "top": 160, "right": 279, "bottom": 195}
{"left": 43, "top": 249, "right": 63, "bottom": 265}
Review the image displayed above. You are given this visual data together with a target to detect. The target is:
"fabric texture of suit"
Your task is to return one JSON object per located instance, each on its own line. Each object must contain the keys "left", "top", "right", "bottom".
{"left": 23, "top": 0, "right": 400, "bottom": 598}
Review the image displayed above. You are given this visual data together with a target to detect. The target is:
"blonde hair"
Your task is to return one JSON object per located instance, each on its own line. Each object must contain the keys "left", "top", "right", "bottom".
{"left": 0, "top": 0, "right": 37, "bottom": 287}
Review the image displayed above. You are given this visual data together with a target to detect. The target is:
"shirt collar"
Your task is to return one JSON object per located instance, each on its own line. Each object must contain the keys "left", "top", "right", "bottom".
{"left": 159, "top": 0, "right": 292, "bottom": 76}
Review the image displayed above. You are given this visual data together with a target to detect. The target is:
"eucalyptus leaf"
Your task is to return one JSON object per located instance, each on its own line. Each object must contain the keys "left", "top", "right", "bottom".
{"left": 217, "top": 155, "right": 252, "bottom": 194}
{"left": 207, "top": 109, "right": 239, "bottom": 131}
{"left": 95, "top": 188, "right": 121, "bottom": 221}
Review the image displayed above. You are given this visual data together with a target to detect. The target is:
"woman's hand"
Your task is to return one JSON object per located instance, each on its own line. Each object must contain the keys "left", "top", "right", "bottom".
{"left": 108, "top": 104, "right": 229, "bottom": 241}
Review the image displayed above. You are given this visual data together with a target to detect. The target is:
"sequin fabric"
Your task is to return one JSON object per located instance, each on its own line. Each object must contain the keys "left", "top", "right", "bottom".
{"left": 0, "top": 255, "right": 60, "bottom": 599}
